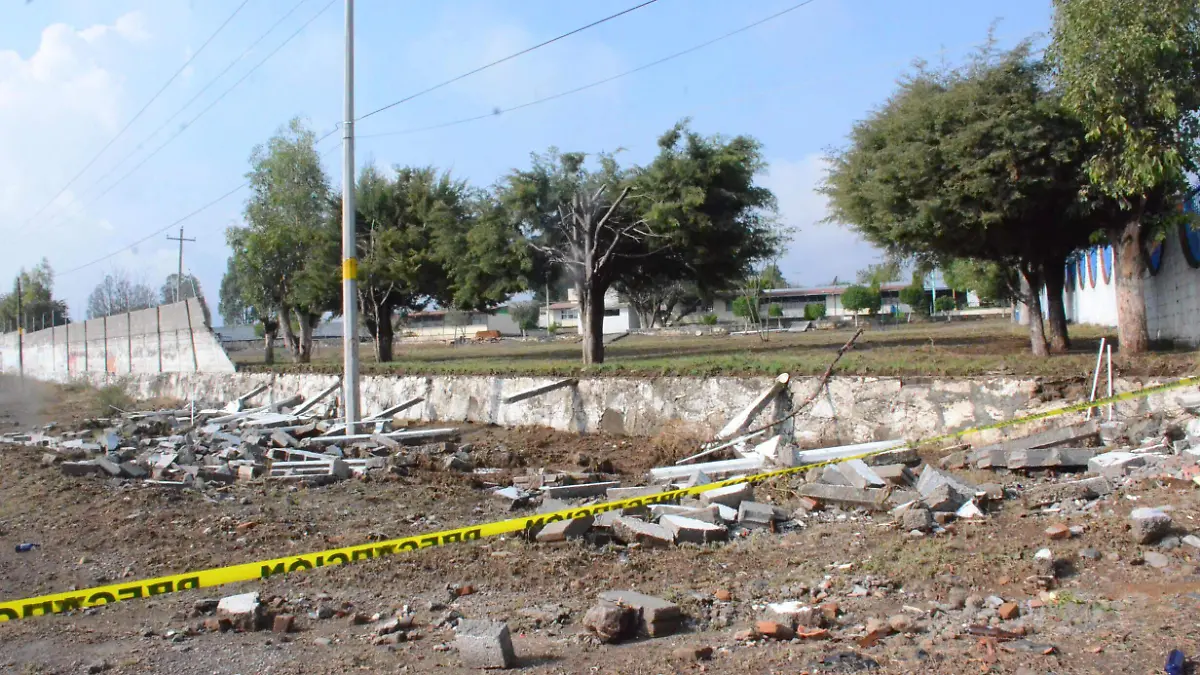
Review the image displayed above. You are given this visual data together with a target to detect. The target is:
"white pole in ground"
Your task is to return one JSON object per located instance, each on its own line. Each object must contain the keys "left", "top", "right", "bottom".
{"left": 1106, "top": 343, "right": 1113, "bottom": 422}
{"left": 340, "top": 0, "right": 360, "bottom": 434}
{"left": 1086, "top": 337, "right": 1106, "bottom": 420}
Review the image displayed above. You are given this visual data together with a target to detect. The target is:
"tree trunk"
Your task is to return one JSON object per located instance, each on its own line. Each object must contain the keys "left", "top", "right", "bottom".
{"left": 280, "top": 305, "right": 300, "bottom": 359}
{"left": 375, "top": 302, "right": 395, "bottom": 363}
{"left": 297, "top": 313, "right": 316, "bottom": 363}
{"left": 1042, "top": 261, "right": 1070, "bottom": 353}
{"left": 581, "top": 283, "right": 606, "bottom": 365}
{"left": 1109, "top": 218, "right": 1150, "bottom": 354}
{"left": 1020, "top": 266, "right": 1048, "bottom": 357}
{"left": 263, "top": 324, "right": 277, "bottom": 365}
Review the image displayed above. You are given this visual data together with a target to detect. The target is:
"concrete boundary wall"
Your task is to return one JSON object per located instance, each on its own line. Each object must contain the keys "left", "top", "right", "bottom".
{"left": 0, "top": 299, "right": 234, "bottom": 380}
{"left": 53, "top": 370, "right": 1195, "bottom": 446}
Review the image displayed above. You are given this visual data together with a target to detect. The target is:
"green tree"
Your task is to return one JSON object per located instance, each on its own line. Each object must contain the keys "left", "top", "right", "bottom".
{"left": 508, "top": 301, "right": 541, "bottom": 334}
{"left": 730, "top": 296, "right": 760, "bottom": 326}
{"left": 160, "top": 273, "right": 212, "bottom": 326}
{"left": 226, "top": 118, "right": 337, "bottom": 363}
{"left": 503, "top": 121, "right": 780, "bottom": 364}
{"left": 934, "top": 296, "right": 956, "bottom": 313}
{"left": 0, "top": 259, "right": 69, "bottom": 331}
{"left": 898, "top": 284, "right": 928, "bottom": 315}
{"left": 942, "top": 258, "right": 1016, "bottom": 305}
{"left": 803, "top": 302, "right": 826, "bottom": 320}
{"left": 823, "top": 43, "right": 1097, "bottom": 356}
{"left": 841, "top": 285, "right": 881, "bottom": 325}
{"left": 759, "top": 263, "right": 789, "bottom": 289}
{"left": 1050, "top": 0, "right": 1200, "bottom": 353}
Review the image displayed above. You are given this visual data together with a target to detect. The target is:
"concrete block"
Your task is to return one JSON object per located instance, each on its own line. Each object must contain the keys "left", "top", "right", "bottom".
{"left": 541, "top": 480, "right": 619, "bottom": 500}
{"left": 972, "top": 448, "right": 1008, "bottom": 469}
{"left": 593, "top": 511, "right": 622, "bottom": 528}
{"left": 60, "top": 461, "right": 102, "bottom": 477}
{"left": 93, "top": 457, "right": 123, "bottom": 477}
{"left": 872, "top": 463, "right": 912, "bottom": 486}
{"left": 922, "top": 483, "right": 967, "bottom": 512}
{"left": 915, "top": 466, "right": 976, "bottom": 499}
{"left": 737, "top": 501, "right": 776, "bottom": 529}
{"left": 535, "top": 516, "right": 594, "bottom": 543}
{"left": 900, "top": 507, "right": 934, "bottom": 532}
{"left": 712, "top": 503, "right": 739, "bottom": 522}
{"left": 217, "top": 592, "right": 263, "bottom": 631}
{"left": 836, "top": 459, "right": 886, "bottom": 488}
{"left": 660, "top": 514, "right": 728, "bottom": 544}
{"left": 819, "top": 465, "right": 852, "bottom": 486}
{"left": 1130, "top": 507, "right": 1172, "bottom": 544}
{"left": 763, "top": 601, "right": 824, "bottom": 629}
{"left": 700, "top": 482, "right": 752, "bottom": 508}
{"left": 606, "top": 486, "right": 662, "bottom": 501}
{"left": 1022, "top": 476, "right": 1112, "bottom": 508}
{"left": 597, "top": 591, "right": 681, "bottom": 637}
{"left": 455, "top": 619, "right": 515, "bottom": 669}
{"left": 612, "top": 517, "right": 673, "bottom": 548}
{"left": 1088, "top": 451, "right": 1145, "bottom": 478}
{"left": 796, "top": 484, "right": 892, "bottom": 511}
{"left": 119, "top": 462, "right": 147, "bottom": 479}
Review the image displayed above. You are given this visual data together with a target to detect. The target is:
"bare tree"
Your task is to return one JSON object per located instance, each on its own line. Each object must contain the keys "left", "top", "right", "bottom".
{"left": 86, "top": 269, "right": 157, "bottom": 319}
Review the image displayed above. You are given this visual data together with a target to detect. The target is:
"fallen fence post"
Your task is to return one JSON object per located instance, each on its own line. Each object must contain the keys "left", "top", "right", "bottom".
{"left": 714, "top": 373, "right": 790, "bottom": 441}
{"left": 292, "top": 382, "right": 342, "bottom": 417}
{"left": 503, "top": 378, "right": 578, "bottom": 405}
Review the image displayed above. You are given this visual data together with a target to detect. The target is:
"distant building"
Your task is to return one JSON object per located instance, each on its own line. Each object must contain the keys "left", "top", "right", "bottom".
{"left": 538, "top": 287, "right": 641, "bottom": 334}
{"left": 707, "top": 281, "right": 954, "bottom": 322}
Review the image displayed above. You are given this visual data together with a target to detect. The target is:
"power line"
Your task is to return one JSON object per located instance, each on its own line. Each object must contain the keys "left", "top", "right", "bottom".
{"left": 64, "top": 0, "right": 313, "bottom": 212}
{"left": 21, "top": 0, "right": 253, "bottom": 227}
{"left": 49, "top": 0, "right": 337, "bottom": 229}
{"left": 359, "top": 0, "right": 823, "bottom": 141}
{"left": 356, "top": 0, "right": 662, "bottom": 122}
{"left": 58, "top": 182, "right": 249, "bottom": 277}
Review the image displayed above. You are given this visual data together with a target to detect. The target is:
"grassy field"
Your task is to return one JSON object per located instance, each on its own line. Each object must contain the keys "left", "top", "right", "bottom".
{"left": 232, "top": 319, "right": 1200, "bottom": 379}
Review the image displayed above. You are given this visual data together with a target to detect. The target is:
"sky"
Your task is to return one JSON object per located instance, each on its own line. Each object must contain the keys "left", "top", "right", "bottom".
{"left": 0, "top": 0, "right": 1054, "bottom": 325}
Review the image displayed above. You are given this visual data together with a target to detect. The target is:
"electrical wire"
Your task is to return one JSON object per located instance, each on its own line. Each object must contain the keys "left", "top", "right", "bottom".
{"left": 64, "top": 0, "right": 313, "bottom": 211}
{"left": 359, "top": 0, "right": 822, "bottom": 140}
{"left": 356, "top": 0, "right": 661, "bottom": 121}
{"left": 21, "top": 0, "right": 253, "bottom": 226}
{"left": 52, "top": 0, "right": 337, "bottom": 227}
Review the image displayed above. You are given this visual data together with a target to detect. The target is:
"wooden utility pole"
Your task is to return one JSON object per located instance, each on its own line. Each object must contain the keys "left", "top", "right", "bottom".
{"left": 166, "top": 227, "right": 196, "bottom": 303}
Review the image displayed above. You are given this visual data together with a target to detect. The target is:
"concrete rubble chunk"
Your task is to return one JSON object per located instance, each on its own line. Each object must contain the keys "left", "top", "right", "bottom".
{"left": 93, "top": 457, "right": 123, "bottom": 477}
{"left": 541, "top": 481, "right": 619, "bottom": 500}
{"left": 837, "top": 459, "right": 886, "bottom": 488}
{"left": 763, "top": 601, "right": 824, "bottom": 629}
{"left": 1022, "top": 476, "right": 1112, "bottom": 508}
{"left": 660, "top": 514, "right": 728, "bottom": 544}
{"left": 217, "top": 592, "right": 263, "bottom": 631}
{"left": 737, "top": 501, "right": 777, "bottom": 529}
{"left": 582, "top": 603, "right": 636, "bottom": 643}
{"left": 873, "top": 463, "right": 912, "bottom": 486}
{"left": 61, "top": 461, "right": 102, "bottom": 477}
{"left": 597, "top": 591, "right": 682, "bottom": 637}
{"left": 1130, "top": 507, "right": 1172, "bottom": 545}
{"left": 820, "top": 465, "right": 853, "bottom": 486}
{"left": 535, "top": 516, "right": 594, "bottom": 543}
{"left": 612, "top": 517, "right": 674, "bottom": 548}
{"left": 455, "top": 619, "right": 515, "bottom": 669}
{"left": 1088, "top": 451, "right": 1146, "bottom": 478}
{"left": 606, "top": 486, "right": 662, "bottom": 501}
{"left": 899, "top": 508, "right": 934, "bottom": 532}
{"left": 916, "top": 466, "right": 976, "bottom": 501}
{"left": 796, "top": 483, "right": 895, "bottom": 511}
{"left": 700, "top": 482, "right": 753, "bottom": 508}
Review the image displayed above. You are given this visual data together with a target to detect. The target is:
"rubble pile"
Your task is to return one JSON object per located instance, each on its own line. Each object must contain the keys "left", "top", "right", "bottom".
{"left": 0, "top": 385, "right": 461, "bottom": 489}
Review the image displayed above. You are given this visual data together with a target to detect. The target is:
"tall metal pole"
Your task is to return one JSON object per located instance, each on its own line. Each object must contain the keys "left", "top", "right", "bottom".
{"left": 16, "top": 276, "right": 23, "bottom": 379}
{"left": 341, "top": 0, "right": 361, "bottom": 434}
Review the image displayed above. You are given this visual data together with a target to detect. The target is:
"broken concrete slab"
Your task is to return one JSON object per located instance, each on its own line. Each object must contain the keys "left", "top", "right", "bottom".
{"left": 700, "top": 482, "right": 753, "bottom": 509}
{"left": 597, "top": 591, "right": 682, "bottom": 637}
{"left": 455, "top": 619, "right": 515, "bottom": 669}
{"left": 606, "top": 486, "right": 663, "bottom": 501}
{"left": 1007, "top": 447, "right": 1097, "bottom": 470}
{"left": 819, "top": 465, "right": 853, "bottom": 486}
{"left": 541, "top": 481, "right": 620, "bottom": 500}
{"left": 535, "top": 516, "right": 594, "bottom": 543}
{"left": 916, "top": 466, "right": 977, "bottom": 499}
{"left": 1088, "top": 451, "right": 1146, "bottom": 478}
{"left": 873, "top": 464, "right": 912, "bottom": 486}
{"left": 1022, "top": 476, "right": 1112, "bottom": 508}
{"left": 611, "top": 517, "right": 674, "bottom": 548}
{"left": 217, "top": 592, "right": 263, "bottom": 631}
{"left": 837, "top": 459, "right": 886, "bottom": 489}
{"left": 660, "top": 514, "right": 728, "bottom": 544}
{"left": 796, "top": 484, "right": 895, "bottom": 511}
{"left": 60, "top": 461, "right": 102, "bottom": 477}
{"left": 737, "top": 501, "right": 777, "bottom": 529}
{"left": 971, "top": 421, "right": 1101, "bottom": 462}
{"left": 650, "top": 456, "right": 766, "bottom": 482}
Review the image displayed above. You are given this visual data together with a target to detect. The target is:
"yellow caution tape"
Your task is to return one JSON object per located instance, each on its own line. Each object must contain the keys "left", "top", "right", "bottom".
{"left": 2, "top": 376, "right": 1196, "bottom": 622}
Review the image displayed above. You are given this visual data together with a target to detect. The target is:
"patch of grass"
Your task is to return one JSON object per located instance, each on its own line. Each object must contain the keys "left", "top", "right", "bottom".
{"left": 233, "top": 319, "right": 1200, "bottom": 379}
{"left": 94, "top": 383, "right": 134, "bottom": 415}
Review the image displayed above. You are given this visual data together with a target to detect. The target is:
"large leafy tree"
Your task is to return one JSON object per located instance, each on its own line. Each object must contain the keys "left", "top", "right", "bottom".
{"left": 0, "top": 258, "right": 69, "bottom": 330}
{"left": 159, "top": 273, "right": 212, "bottom": 326}
{"left": 1050, "top": 0, "right": 1200, "bottom": 353}
{"left": 225, "top": 118, "right": 338, "bottom": 363}
{"left": 823, "top": 44, "right": 1097, "bottom": 356}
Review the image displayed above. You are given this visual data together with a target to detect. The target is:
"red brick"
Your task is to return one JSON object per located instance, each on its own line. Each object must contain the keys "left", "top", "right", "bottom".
{"left": 755, "top": 620, "right": 794, "bottom": 640}
{"left": 1045, "top": 523, "right": 1071, "bottom": 540}
{"left": 998, "top": 602, "right": 1020, "bottom": 620}
{"left": 272, "top": 614, "right": 295, "bottom": 634}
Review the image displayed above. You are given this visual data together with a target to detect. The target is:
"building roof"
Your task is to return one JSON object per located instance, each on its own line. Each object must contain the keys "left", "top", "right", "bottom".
{"left": 756, "top": 281, "right": 948, "bottom": 298}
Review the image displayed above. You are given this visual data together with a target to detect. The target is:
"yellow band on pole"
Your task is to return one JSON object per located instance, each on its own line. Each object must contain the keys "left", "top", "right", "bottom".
{"left": 342, "top": 258, "right": 358, "bottom": 280}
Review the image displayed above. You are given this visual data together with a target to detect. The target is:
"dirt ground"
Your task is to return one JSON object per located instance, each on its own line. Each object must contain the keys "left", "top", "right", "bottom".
{"left": 1, "top": 385, "right": 1199, "bottom": 674}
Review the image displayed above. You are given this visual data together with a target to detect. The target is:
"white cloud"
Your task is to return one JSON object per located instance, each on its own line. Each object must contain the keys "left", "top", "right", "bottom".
{"left": 760, "top": 154, "right": 886, "bottom": 287}
{"left": 0, "top": 11, "right": 152, "bottom": 317}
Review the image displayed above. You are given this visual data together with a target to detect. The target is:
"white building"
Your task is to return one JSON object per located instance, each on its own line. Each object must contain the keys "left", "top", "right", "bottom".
{"left": 538, "top": 287, "right": 641, "bottom": 334}
{"left": 1028, "top": 213, "right": 1200, "bottom": 345}
{"left": 706, "top": 281, "right": 955, "bottom": 323}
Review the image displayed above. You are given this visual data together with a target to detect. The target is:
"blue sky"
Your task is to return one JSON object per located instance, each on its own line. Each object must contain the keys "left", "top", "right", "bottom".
{"left": 0, "top": 0, "right": 1052, "bottom": 323}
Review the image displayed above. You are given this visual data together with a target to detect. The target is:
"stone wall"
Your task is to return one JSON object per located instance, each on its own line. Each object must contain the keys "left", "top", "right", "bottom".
{"left": 54, "top": 370, "right": 1195, "bottom": 447}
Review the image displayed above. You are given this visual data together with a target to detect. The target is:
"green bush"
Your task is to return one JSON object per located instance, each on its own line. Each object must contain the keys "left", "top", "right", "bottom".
{"left": 898, "top": 284, "right": 928, "bottom": 314}
{"left": 934, "top": 296, "right": 956, "bottom": 313}
{"left": 803, "top": 303, "right": 827, "bottom": 320}
{"left": 767, "top": 303, "right": 783, "bottom": 318}
{"left": 700, "top": 313, "right": 719, "bottom": 326}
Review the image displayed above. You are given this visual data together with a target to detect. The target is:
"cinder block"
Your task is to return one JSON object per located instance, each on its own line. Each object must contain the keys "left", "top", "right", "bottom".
{"left": 455, "top": 619, "right": 515, "bottom": 669}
